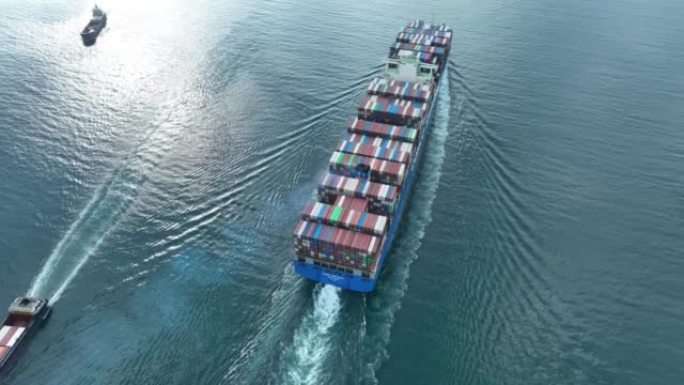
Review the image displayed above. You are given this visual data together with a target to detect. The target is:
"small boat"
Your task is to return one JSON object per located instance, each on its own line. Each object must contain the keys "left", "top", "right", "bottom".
{"left": 80, "top": 5, "right": 107, "bottom": 46}
{"left": 0, "top": 297, "right": 50, "bottom": 370}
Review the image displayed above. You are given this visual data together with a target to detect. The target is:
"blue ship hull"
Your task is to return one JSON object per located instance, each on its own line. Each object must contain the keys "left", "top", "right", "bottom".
{"left": 294, "top": 67, "right": 447, "bottom": 292}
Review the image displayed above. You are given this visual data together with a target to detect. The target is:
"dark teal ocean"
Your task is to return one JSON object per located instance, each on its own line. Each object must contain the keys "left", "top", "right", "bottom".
{"left": 1, "top": 0, "right": 683, "bottom": 384}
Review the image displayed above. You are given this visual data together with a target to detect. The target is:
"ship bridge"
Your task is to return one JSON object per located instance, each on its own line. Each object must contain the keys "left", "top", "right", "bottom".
{"left": 384, "top": 56, "right": 437, "bottom": 84}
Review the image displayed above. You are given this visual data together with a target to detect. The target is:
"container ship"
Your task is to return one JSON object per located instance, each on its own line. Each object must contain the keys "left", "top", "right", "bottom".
{"left": 292, "top": 20, "right": 452, "bottom": 292}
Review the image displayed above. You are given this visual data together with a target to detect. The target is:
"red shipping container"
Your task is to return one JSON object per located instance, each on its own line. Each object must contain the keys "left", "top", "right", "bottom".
{"left": 331, "top": 227, "right": 344, "bottom": 249}
{"left": 335, "top": 195, "right": 367, "bottom": 211}
{"left": 348, "top": 198, "right": 368, "bottom": 211}
{"left": 335, "top": 195, "right": 348, "bottom": 208}
{"left": 342, "top": 229, "right": 356, "bottom": 251}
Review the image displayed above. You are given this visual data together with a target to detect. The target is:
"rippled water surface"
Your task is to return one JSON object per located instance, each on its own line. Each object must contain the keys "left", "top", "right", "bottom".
{"left": 1, "top": 0, "right": 683, "bottom": 384}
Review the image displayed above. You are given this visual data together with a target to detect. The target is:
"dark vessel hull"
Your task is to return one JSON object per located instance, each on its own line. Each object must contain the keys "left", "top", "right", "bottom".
{"left": 81, "top": 16, "right": 106, "bottom": 46}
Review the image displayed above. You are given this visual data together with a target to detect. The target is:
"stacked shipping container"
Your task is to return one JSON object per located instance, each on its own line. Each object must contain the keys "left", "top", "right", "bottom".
{"left": 391, "top": 42, "right": 445, "bottom": 56}
{"left": 317, "top": 173, "right": 397, "bottom": 204}
{"left": 338, "top": 134, "right": 414, "bottom": 163}
{"left": 329, "top": 151, "right": 406, "bottom": 186}
{"left": 367, "top": 77, "right": 433, "bottom": 102}
{"left": 358, "top": 94, "right": 427, "bottom": 127}
{"left": 347, "top": 118, "right": 418, "bottom": 143}
{"left": 293, "top": 220, "right": 381, "bottom": 271}
{"left": 301, "top": 201, "right": 388, "bottom": 236}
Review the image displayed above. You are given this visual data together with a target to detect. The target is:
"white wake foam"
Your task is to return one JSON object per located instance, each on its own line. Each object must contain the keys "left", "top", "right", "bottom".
{"left": 282, "top": 284, "right": 342, "bottom": 385}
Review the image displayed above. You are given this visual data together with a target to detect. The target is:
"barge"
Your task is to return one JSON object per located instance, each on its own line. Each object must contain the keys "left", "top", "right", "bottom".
{"left": 0, "top": 297, "right": 50, "bottom": 370}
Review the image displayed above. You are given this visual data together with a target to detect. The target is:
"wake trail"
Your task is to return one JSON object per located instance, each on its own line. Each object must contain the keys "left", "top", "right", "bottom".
{"left": 27, "top": 95, "right": 190, "bottom": 303}
{"left": 357, "top": 75, "right": 456, "bottom": 384}
{"left": 28, "top": 167, "right": 142, "bottom": 303}
{"left": 280, "top": 284, "right": 342, "bottom": 385}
